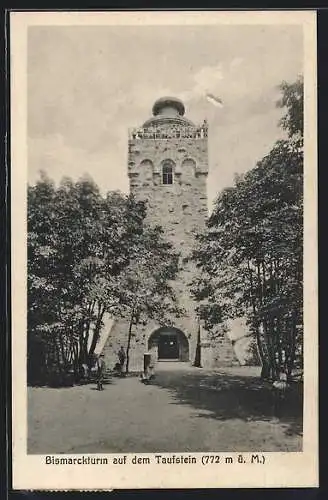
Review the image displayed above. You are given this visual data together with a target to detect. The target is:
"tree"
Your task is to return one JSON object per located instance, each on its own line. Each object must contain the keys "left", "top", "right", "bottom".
{"left": 27, "top": 173, "right": 147, "bottom": 384}
{"left": 192, "top": 77, "right": 303, "bottom": 381}
{"left": 277, "top": 75, "right": 303, "bottom": 139}
{"left": 27, "top": 172, "right": 61, "bottom": 381}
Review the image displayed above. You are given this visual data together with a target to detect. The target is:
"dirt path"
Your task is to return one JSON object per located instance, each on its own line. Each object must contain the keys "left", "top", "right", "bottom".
{"left": 28, "top": 366, "right": 302, "bottom": 454}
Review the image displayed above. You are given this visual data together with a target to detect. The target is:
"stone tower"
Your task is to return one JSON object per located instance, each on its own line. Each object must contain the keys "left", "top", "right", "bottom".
{"left": 101, "top": 97, "right": 236, "bottom": 371}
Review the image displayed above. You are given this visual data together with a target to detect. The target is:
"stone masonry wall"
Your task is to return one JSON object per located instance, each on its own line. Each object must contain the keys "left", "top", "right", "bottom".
{"left": 128, "top": 136, "right": 208, "bottom": 253}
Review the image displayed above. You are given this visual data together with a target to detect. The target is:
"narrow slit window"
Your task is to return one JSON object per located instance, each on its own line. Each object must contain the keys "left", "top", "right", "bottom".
{"left": 162, "top": 163, "right": 173, "bottom": 185}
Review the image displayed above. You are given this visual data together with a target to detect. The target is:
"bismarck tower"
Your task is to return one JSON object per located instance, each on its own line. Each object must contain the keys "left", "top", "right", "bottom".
{"left": 101, "top": 97, "right": 235, "bottom": 371}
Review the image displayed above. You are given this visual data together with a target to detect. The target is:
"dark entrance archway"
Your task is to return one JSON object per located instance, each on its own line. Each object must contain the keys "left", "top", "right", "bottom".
{"left": 148, "top": 327, "right": 189, "bottom": 361}
{"left": 158, "top": 333, "right": 179, "bottom": 359}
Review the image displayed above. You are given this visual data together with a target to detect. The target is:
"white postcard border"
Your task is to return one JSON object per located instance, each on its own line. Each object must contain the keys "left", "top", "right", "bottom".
{"left": 10, "top": 10, "right": 318, "bottom": 490}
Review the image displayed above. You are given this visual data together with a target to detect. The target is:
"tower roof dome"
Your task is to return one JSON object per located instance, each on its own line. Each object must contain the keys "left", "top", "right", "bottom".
{"left": 143, "top": 96, "right": 194, "bottom": 127}
{"left": 152, "top": 96, "right": 185, "bottom": 117}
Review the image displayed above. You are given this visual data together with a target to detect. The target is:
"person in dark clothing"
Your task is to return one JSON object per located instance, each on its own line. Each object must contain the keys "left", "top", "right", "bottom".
{"left": 96, "top": 354, "right": 106, "bottom": 391}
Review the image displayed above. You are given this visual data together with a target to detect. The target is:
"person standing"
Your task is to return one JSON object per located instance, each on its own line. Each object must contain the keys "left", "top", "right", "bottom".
{"left": 272, "top": 368, "right": 289, "bottom": 417}
{"left": 96, "top": 354, "right": 106, "bottom": 391}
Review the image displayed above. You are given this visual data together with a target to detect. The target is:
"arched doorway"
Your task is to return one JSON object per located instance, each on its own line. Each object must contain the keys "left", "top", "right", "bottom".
{"left": 148, "top": 327, "right": 189, "bottom": 361}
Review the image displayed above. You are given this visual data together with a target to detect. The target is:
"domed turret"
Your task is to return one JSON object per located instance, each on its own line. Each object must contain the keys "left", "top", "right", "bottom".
{"left": 143, "top": 97, "right": 194, "bottom": 127}
{"left": 152, "top": 97, "right": 185, "bottom": 117}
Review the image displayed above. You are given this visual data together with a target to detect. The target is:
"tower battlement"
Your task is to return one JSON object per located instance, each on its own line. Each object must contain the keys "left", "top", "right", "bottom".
{"left": 128, "top": 124, "right": 208, "bottom": 141}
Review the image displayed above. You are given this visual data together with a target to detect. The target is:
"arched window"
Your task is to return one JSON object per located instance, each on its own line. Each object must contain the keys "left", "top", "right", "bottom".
{"left": 181, "top": 158, "right": 196, "bottom": 180}
{"left": 162, "top": 162, "right": 173, "bottom": 185}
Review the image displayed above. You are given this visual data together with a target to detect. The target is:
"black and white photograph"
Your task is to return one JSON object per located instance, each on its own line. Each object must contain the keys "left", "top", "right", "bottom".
{"left": 11, "top": 10, "right": 318, "bottom": 490}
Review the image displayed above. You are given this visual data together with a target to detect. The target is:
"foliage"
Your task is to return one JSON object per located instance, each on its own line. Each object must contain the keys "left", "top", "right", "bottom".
{"left": 192, "top": 78, "right": 304, "bottom": 380}
{"left": 27, "top": 174, "right": 148, "bottom": 384}
{"left": 277, "top": 75, "right": 303, "bottom": 140}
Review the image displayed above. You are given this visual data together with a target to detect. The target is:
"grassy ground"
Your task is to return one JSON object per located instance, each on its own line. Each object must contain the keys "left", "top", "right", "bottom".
{"left": 28, "top": 364, "right": 302, "bottom": 454}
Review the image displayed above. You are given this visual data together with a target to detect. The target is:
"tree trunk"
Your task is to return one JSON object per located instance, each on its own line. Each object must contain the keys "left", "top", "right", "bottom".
{"left": 88, "top": 305, "right": 105, "bottom": 362}
{"left": 72, "top": 342, "right": 79, "bottom": 377}
{"left": 125, "top": 307, "right": 135, "bottom": 374}
{"left": 262, "top": 317, "right": 277, "bottom": 380}
{"left": 193, "top": 317, "right": 202, "bottom": 367}
{"left": 58, "top": 331, "right": 68, "bottom": 368}
{"left": 287, "top": 309, "right": 298, "bottom": 380}
{"left": 78, "top": 320, "right": 84, "bottom": 364}
{"left": 247, "top": 260, "right": 267, "bottom": 377}
{"left": 253, "top": 322, "right": 267, "bottom": 377}
{"left": 257, "top": 322, "right": 271, "bottom": 379}
{"left": 256, "top": 261, "right": 275, "bottom": 379}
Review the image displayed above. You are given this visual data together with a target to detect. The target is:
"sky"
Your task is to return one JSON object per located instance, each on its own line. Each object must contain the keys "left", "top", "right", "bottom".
{"left": 28, "top": 24, "right": 303, "bottom": 209}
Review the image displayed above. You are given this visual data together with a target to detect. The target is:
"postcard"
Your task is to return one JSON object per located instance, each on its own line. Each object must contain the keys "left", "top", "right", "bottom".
{"left": 10, "top": 9, "right": 318, "bottom": 490}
